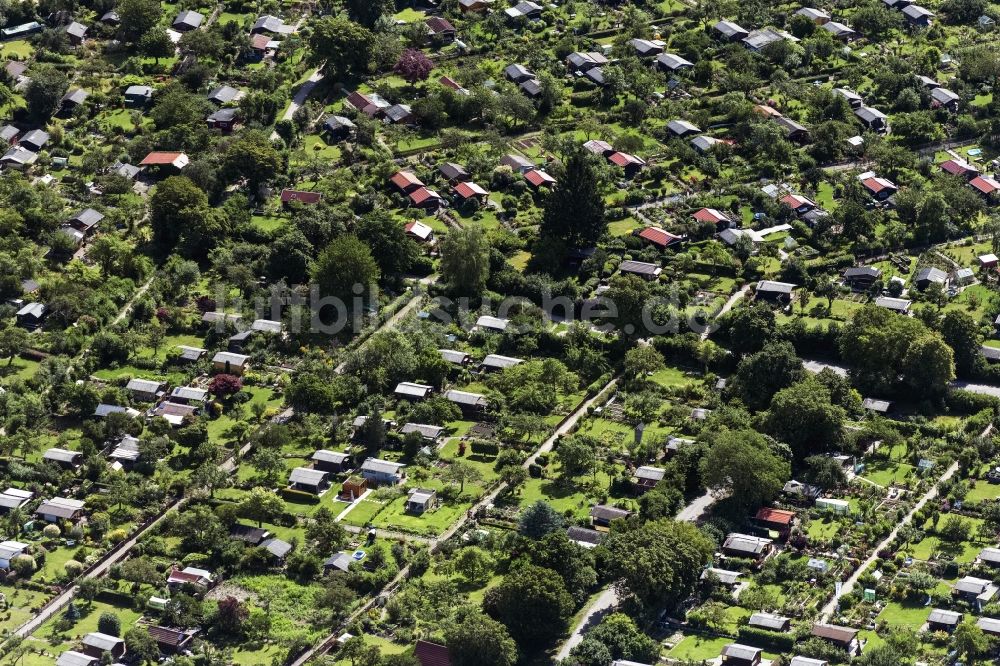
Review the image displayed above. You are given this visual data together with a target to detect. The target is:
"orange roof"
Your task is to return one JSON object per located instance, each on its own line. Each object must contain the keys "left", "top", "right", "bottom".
{"left": 755, "top": 507, "right": 795, "bottom": 525}
{"left": 390, "top": 170, "right": 423, "bottom": 191}
{"left": 140, "top": 151, "right": 185, "bottom": 165}
{"left": 409, "top": 187, "right": 441, "bottom": 204}
{"left": 454, "top": 181, "right": 488, "bottom": 198}
{"left": 524, "top": 169, "right": 555, "bottom": 187}
{"left": 755, "top": 104, "right": 783, "bottom": 118}
{"left": 693, "top": 207, "right": 729, "bottom": 223}
{"left": 609, "top": 151, "right": 645, "bottom": 168}
{"left": 637, "top": 226, "right": 682, "bottom": 248}
{"left": 971, "top": 175, "right": 1000, "bottom": 195}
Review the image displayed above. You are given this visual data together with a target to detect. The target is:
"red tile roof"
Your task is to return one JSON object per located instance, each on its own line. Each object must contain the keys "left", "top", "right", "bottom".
{"left": 414, "top": 640, "right": 452, "bottom": 666}
{"left": 693, "top": 207, "right": 730, "bottom": 224}
{"left": 861, "top": 177, "right": 896, "bottom": 194}
{"left": 250, "top": 33, "right": 270, "bottom": 50}
{"left": 755, "top": 507, "right": 796, "bottom": 526}
{"left": 346, "top": 91, "right": 371, "bottom": 111}
{"left": 780, "top": 193, "right": 814, "bottom": 209}
{"left": 940, "top": 158, "right": 976, "bottom": 176}
{"left": 454, "top": 181, "right": 488, "bottom": 199}
{"left": 971, "top": 175, "right": 1000, "bottom": 195}
{"left": 524, "top": 168, "right": 556, "bottom": 187}
{"left": 391, "top": 170, "right": 424, "bottom": 191}
{"left": 439, "top": 76, "right": 463, "bottom": 91}
{"left": 409, "top": 187, "right": 441, "bottom": 205}
{"left": 637, "top": 226, "right": 682, "bottom": 248}
{"left": 426, "top": 16, "right": 456, "bottom": 33}
{"left": 140, "top": 151, "right": 185, "bottom": 165}
{"left": 609, "top": 151, "right": 645, "bottom": 168}
{"left": 280, "top": 189, "right": 321, "bottom": 204}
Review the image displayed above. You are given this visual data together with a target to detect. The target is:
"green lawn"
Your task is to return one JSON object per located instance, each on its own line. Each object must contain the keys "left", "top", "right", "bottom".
{"left": 0, "top": 40, "right": 33, "bottom": 59}
{"left": 370, "top": 495, "right": 467, "bottom": 537}
{"left": 340, "top": 498, "right": 387, "bottom": 527}
{"left": 0, "top": 357, "right": 39, "bottom": 385}
{"left": 966, "top": 480, "right": 1000, "bottom": 503}
{"left": 667, "top": 635, "right": 732, "bottom": 661}
{"left": 878, "top": 601, "right": 929, "bottom": 630}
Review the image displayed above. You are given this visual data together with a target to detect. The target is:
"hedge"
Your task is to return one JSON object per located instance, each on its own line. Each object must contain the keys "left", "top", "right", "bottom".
{"left": 736, "top": 626, "right": 796, "bottom": 651}
{"left": 281, "top": 488, "right": 321, "bottom": 504}
{"left": 470, "top": 440, "right": 500, "bottom": 456}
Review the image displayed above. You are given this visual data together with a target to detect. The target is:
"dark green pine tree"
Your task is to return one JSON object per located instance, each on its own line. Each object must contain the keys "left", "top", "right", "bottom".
{"left": 541, "top": 151, "right": 606, "bottom": 249}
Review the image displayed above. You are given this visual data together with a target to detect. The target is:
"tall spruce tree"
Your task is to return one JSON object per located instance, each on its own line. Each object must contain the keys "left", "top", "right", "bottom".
{"left": 541, "top": 151, "right": 606, "bottom": 248}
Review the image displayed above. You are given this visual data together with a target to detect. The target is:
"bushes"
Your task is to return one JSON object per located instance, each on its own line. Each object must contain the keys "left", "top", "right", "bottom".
{"left": 470, "top": 440, "right": 500, "bottom": 456}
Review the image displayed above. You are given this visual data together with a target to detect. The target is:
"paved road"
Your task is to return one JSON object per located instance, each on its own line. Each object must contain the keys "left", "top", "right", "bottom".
{"left": 818, "top": 461, "right": 959, "bottom": 621}
{"left": 701, "top": 285, "right": 751, "bottom": 340}
{"left": 556, "top": 488, "right": 716, "bottom": 660}
{"left": 271, "top": 68, "right": 323, "bottom": 140}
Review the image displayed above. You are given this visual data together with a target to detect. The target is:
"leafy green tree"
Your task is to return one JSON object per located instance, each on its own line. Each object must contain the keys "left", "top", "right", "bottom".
{"left": 540, "top": 151, "right": 606, "bottom": 249}
{"left": 763, "top": 378, "right": 846, "bottom": 459}
{"left": 439, "top": 226, "right": 490, "bottom": 294}
{"left": 556, "top": 435, "right": 597, "bottom": 480}
{"left": 250, "top": 449, "right": 285, "bottom": 485}
{"left": 117, "top": 0, "right": 162, "bottom": 42}
{"left": 602, "top": 519, "right": 714, "bottom": 609}
{"left": 725, "top": 304, "right": 776, "bottom": 356}
{"left": 573, "top": 613, "right": 659, "bottom": 664}
{"left": 346, "top": 0, "right": 394, "bottom": 27}
{"left": 623, "top": 345, "right": 665, "bottom": 381}
{"left": 701, "top": 430, "right": 790, "bottom": 510}
{"left": 238, "top": 487, "right": 284, "bottom": 527}
{"left": 730, "top": 341, "right": 805, "bottom": 411}
{"left": 454, "top": 546, "right": 494, "bottom": 586}
{"left": 443, "top": 460, "right": 483, "bottom": 493}
{"left": 308, "top": 16, "right": 375, "bottom": 78}
{"left": 0, "top": 327, "right": 28, "bottom": 366}
{"left": 445, "top": 609, "right": 518, "bottom": 666}
{"left": 803, "top": 454, "right": 847, "bottom": 489}
{"left": 484, "top": 564, "right": 575, "bottom": 647}
{"left": 24, "top": 66, "right": 69, "bottom": 119}
{"left": 840, "top": 305, "right": 927, "bottom": 394}
{"left": 306, "top": 506, "right": 348, "bottom": 552}
{"left": 355, "top": 211, "right": 420, "bottom": 282}
{"left": 312, "top": 235, "right": 380, "bottom": 303}
{"left": 953, "top": 620, "right": 991, "bottom": 663}
{"left": 138, "top": 27, "right": 174, "bottom": 64}
{"left": 221, "top": 130, "right": 283, "bottom": 193}
{"left": 98, "top": 612, "right": 121, "bottom": 636}
{"left": 941, "top": 310, "right": 983, "bottom": 378}
{"left": 150, "top": 176, "right": 209, "bottom": 254}
{"left": 911, "top": 326, "right": 959, "bottom": 387}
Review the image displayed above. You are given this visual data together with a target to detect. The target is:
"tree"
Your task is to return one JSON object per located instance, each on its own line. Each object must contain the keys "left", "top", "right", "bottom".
{"left": 763, "top": 378, "right": 846, "bottom": 459}
{"left": 942, "top": 0, "right": 987, "bottom": 22}
{"left": 346, "top": 0, "right": 394, "bottom": 26}
{"left": 803, "top": 454, "right": 847, "bottom": 489}
{"left": 0, "top": 327, "right": 28, "bottom": 366}
{"left": 701, "top": 430, "right": 790, "bottom": 510}
{"left": 150, "top": 176, "right": 209, "bottom": 255}
{"left": 306, "top": 506, "right": 348, "bottom": 552}
{"left": 603, "top": 519, "right": 714, "bottom": 609}
{"left": 519, "top": 500, "right": 564, "bottom": 539}
{"left": 941, "top": 310, "right": 983, "bottom": 378}
{"left": 250, "top": 449, "right": 285, "bottom": 485}
{"left": 311, "top": 235, "right": 381, "bottom": 303}
{"left": 394, "top": 49, "right": 434, "bottom": 84}
{"left": 98, "top": 612, "right": 121, "bottom": 636}
{"left": 222, "top": 130, "right": 283, "bottom": 193}
{"left": 953, "top": 620, "right": 991, "bottom": 662}
{"left": 454, "top": 546, "right": 494, "bottom": 585}
{"left": 725, "top": 304, "right": 776, "bottom": 356}
{"left": 24, "top": 66, "right": 69, "bottom": 119}
{"left": 623, "top": 345, "right": 666, "bottom": 381}
{"left": 209, "top": 373, "right": 243, "bottom": 398}
{"left": 308, "top": 16, "right": 375, "bottom": 79}
{"left": 484, "top": 564, "right": 575, "bottom": 647}
{"left": 730, "top": 341, "right": 805, "bottom": 411}
{"left": 540, "top": 151, "right": 606, "bottom": 249}
{"left": 556, "top": 435, "right": 597, "bottom": 480}
{"left": 439, "top": 226, "right": 490, "bottom": 294}
{"left": 117, "top": 0, "right": 162, "bottom": 42}
{"left": 138, "top": 28, "right": 174, "bottom": 64}
{"left": 340, "top": 636, "right": 380, "bottom": 666}
{"left": 238, "top": 487, "right": 284, "bottom": 527}
{"left": 443, "top": 459, "right": 483, "bottom": 493}
{"left": 118, "top": 557, "right": 161, "bottom": 594}
{"left": 124, "top": 627, "right": 160, "bottom": 664}
{"left": 902, "top": 333, "right": 955, "bottom": 398}
{"left": 576, "top": 613, "right": 660, "bottom": 664}
{"left": 215, "top": 596, "right": 250, "bottom": 636}
{"left": 445, "top": 609, "right": 518, "bottom": 666}
{"left": 191, "top": 463, "right": 230, "bottom": 498}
